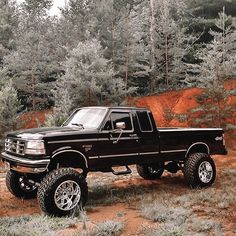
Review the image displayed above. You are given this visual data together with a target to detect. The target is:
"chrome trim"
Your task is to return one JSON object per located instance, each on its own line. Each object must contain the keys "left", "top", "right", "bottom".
{"left": 161, "top": 149, "right": 187, "bottom": 153}
{"left": 90, "top": 151, "right": 160, "bottom": 159}
{"left": 140, "top": 151, "right": 159, "bottom": 155}
{"left": 48, "top": 139, "right": 99, "bottom": 144}
{"left": 159, "top": 128, "right": 223, "bottom": 132}
{"left": 52, "top": 146, "right": 72, "bottom": 154}
{"left": 52, "top": 150, "right": 88, "bottom": 168}
{"left": 89, "top": 156, "right": 99, "bottom": 159}
{"left": 99, "top": 153, "right": 139, "bottom": 158}
{"left": 10, "top": 165, "right": 47, "bottom": 173}
{"left": 1, "top": 152, "right": 50, "bottom": 165}
{"left": 185, "top": 142, "right": 210, "bottom": 158}
{"left": 48, "top": 137, "right": 137, "bottom": 144}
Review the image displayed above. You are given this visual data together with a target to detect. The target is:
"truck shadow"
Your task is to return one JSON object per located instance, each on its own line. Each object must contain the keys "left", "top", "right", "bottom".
{"left": 87, "top": 174, "right": 187, "bottom": 207}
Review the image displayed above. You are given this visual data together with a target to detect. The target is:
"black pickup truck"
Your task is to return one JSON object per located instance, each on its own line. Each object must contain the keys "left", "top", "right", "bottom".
{"left": 1, "top": 106, "right": 227, "bottom": 216}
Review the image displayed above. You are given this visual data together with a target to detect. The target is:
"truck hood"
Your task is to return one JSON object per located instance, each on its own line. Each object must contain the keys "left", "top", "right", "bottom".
{"left": 7, "top": 126, "right": 95, "bottom": 140}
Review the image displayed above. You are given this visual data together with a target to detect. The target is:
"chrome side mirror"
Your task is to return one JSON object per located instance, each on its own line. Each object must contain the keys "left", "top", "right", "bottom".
{"left": 115, "top": 122, "right": 126, "bottom": 130}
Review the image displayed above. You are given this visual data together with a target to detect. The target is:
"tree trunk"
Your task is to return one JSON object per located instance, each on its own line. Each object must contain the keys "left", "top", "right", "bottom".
{"left": 149, "top": 0, "right": 156, "bottom": 93}
{"left": 165, "top": 34, "right": 169, "bottom": 87}
{"left": 31, "top": 73, "right": 36, "bottom": 110}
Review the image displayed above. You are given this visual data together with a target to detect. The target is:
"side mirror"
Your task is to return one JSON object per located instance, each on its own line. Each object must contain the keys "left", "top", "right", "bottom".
{"left": 115, "top": 122, "right": 126, "bottom": 130}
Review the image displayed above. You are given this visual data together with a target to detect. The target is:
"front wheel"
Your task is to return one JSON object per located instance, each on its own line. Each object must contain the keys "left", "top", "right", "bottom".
{"left": 183, "top": 153, "right": 216, "bottom": 188}
{"left": 37, "top": 168, "right": 88, "bottom": 217}
{"left": 6, "top": 170, "right": 38, "bottom": 199}
{"left": 136, "top": 163, "right": 164, "bottom": 180}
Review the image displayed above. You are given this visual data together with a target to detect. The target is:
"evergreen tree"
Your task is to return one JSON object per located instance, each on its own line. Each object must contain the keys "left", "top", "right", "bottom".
{"left": 148, "top": 0, "right": 195, "bottom": 91}
{"left": 0, "top": 79, "right": 22, "bottom": 143}
{"left": 45, "top": 79, "right": 72, "bottom": 126}
{"left": 56, "top": 39, "right": 130, "bottom": 109}
{"left": 0, "top": 0, "right": 18, "bottom": 64}
{"left": 187, "top": 8, "right": 236, "bottom": 129}
{"left": 3, "top": 0, "right": 64, "bottom": 110}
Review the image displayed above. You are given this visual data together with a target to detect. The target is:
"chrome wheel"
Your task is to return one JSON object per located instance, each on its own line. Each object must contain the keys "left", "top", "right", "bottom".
{"left": 54, "top": 180, "right": 81, "bottom": 211}
{"left": 198, "top": 161, "right": 213, "bottom": 183}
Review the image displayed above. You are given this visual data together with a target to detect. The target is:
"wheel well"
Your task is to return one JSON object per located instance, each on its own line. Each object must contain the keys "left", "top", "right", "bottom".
{"left": 48, "top": 152, "right": 88, "bottom": 171}
{"left": 186, "top": 143, "right": 209, "bottom": 158}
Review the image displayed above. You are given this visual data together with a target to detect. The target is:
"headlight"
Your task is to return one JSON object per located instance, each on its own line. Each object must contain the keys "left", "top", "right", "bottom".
{"left": 25, "top": 140, "right": 46, "bottom": 155}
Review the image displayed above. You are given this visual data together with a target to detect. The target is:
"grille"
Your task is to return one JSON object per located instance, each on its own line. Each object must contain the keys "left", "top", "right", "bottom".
{"left": 5, "top": 138, "right": 25, "bottom": 155}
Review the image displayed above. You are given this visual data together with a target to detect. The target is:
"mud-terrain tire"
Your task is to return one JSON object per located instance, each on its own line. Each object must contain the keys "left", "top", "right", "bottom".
{"left": 37, "top": 168, "right": 88, "bottom": 217}
{"left": 184, "top": 153, "right": 216, "bottom": 188}
{"left": 6, "top": 170, "right": 38, "bottom": 199}
{"left": 136, "top": 163, "right": 164, "bottom": 180}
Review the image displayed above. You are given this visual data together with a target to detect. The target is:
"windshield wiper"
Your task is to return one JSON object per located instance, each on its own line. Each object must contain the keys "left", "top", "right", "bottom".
{"left": 71, "top": 123, "right": 84, "bottom": 129}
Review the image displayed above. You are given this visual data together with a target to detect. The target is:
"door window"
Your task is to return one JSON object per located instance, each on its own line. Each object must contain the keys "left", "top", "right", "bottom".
{"left": 102, "top": 112, "right": 133, "bottom": 131}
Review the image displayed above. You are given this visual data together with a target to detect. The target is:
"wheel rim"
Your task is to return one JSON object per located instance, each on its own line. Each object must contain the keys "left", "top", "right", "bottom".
{"left": 198, "top": 161, "right": 213, "bottom": 183}
{"left": 54, "top": 180, "right": 81, "bottom": 211}
{"left": 19, "top": 177, "right": 37, "bottom": 192}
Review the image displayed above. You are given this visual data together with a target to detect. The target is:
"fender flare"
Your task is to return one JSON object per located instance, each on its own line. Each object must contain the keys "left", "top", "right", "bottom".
{"left": 51, "top": 149, "right": 88, "bottom": 168}
{"left": 185, "top": 142, "right": 210, "bottom": 158}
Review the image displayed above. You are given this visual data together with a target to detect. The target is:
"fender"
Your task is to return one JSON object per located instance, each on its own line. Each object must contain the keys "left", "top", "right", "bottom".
{"left": 185, "top": 142, "right": 210, "bottom": 158}
{"left": 51, "top": 149, "right": 88, "bottom": 168}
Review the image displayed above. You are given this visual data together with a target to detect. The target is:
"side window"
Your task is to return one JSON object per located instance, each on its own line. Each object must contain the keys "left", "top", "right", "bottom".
{"left": 110, "top": 112, "right": 133, "bottom": 131}
{"left": 137, "top": 111, "right": 152, "bottom": 132}
{"left": 103, "top": 117, "right": 112, "bottom": 130}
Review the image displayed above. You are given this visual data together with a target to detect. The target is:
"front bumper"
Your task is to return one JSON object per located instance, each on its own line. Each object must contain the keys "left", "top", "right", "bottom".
{"left": 1, "top": 152, "right": 50, "bottom": 173}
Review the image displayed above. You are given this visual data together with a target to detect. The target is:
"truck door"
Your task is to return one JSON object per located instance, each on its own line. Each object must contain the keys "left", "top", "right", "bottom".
{"left": 136, "top": 110, "right": 159, "bottom": 156}
{"left": 97, "top": 110, "right": 139, "bottom": 165}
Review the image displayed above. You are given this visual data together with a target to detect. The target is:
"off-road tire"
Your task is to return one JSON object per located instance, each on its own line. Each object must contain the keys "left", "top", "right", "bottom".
{"left": 37, "top": 168, "right": 88, "bottom": 217}
{"left": 6, "top": 170, "right": 38, "bottom": 199}
{"left": 136, "top": 163, "right": 164, "bottom": 180}
{"left": 184, "top": 152, "right": 216, "bottom": 188}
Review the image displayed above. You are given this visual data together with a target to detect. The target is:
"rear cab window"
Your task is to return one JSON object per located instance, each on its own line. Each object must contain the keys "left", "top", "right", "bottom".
{"left": 137, "top": 111, "right": 153, "bottom": 132}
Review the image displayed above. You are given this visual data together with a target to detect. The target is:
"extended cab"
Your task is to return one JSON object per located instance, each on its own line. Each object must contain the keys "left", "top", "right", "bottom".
{"left": 1, "top": 107, "right": 227, "bottom": 216}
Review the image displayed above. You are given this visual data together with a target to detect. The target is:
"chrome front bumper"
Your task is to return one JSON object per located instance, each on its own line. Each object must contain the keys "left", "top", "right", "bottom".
{"left": 1, "top": 152, "right": 50, "bottom": 173}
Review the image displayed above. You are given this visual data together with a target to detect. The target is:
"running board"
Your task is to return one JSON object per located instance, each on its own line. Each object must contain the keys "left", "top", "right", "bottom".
{"left": 111, "top": 166, "right": 132, "bottom": 175}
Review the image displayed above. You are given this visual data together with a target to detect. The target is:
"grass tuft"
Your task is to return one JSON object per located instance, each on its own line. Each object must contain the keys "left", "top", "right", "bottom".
{"left": 90, "top": 220, "right": 124, "bottom": 236}
{"left": 0, "top": 215, "right": 78, "bottom": 236}
{"left": 140, "top": 202, "right": 192, "bottom": 225}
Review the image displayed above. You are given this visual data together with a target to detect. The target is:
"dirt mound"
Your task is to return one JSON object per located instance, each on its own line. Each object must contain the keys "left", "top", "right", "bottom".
{"left": 19, "top": 110, "right": 51, "bottom": 129}
{"left": 135, "top": 79, "right": 236, "bottom": 147}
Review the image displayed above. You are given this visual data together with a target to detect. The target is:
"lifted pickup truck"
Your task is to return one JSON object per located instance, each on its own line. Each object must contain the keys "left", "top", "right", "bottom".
{"left": 1, "top": 107, "right": 227, "bottom": 216}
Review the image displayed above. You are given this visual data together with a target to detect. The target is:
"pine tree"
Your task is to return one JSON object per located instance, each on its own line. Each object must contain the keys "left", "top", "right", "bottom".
{"left": 56, "top": 39, "right": 130, "bottom": 109}
{"left": 3, "top": 0, "right": 64, "bottom": 110}
{"left": 187, "top": 8, "right": 236, "bottom": 130}
{"left": 0, "top": 0, "right": 18, "bottom": 64}
{"left": 45, "top": 79, "right": 72, "bottom": 126}
{"left": 152, "top": 0, "right": 195, "bottom": 90}
{"left": 0, "top": 79, "right": 22, "bottom": 144}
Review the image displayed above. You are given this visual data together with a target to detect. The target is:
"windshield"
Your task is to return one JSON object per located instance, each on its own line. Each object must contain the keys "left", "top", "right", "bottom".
{"left": 64, "top": 108, "right": 107, "bottom": 129}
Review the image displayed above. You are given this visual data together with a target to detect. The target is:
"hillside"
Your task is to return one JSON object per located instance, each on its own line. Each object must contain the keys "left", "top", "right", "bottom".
{"left": 135, "top": 79, "right": 236, "bottom": 147}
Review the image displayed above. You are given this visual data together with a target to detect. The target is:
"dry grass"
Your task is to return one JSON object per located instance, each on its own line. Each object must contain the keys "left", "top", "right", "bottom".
{"left": 90, "top": 220, "right": 124, "bottom": 236}
{"left": 0, "top": 215, "right": 78, "bottom": 236}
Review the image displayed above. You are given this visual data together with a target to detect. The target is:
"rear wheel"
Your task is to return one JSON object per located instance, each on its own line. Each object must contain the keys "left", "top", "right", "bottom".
{"left": 6, "top": 170, "right": 38, "bottom": 199}
{"left": 184, "top": 153, "right": 216, "bottom": 188}
{"left": 37, "top": 168, "right": 88, "bottom": 217}
{"left": 136, "top": 163, "right": 164, "bottom": 180}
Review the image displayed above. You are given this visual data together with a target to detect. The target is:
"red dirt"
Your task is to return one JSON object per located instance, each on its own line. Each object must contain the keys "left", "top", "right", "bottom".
{"left": 135, "top": 79, "right": 236, "bottom": 147}
{"left": 19, "top": 110, "right": 51, "bottom": 129}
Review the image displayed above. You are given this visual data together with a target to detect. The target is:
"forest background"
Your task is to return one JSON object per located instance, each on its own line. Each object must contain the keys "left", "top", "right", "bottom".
{"left": 0, "top": 0, "right": 235, "bottom": 144}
